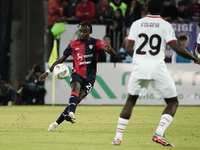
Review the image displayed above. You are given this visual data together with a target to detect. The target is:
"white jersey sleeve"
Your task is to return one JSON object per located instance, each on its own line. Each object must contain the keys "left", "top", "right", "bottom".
{"left": 127, "top": 22, "right": 137, "bottom": 41}
{"left": 197, "top": 33, "right": 200, "bottom": 45}
{"left": 164, "top": 24, "right": 177, "bottom": 43}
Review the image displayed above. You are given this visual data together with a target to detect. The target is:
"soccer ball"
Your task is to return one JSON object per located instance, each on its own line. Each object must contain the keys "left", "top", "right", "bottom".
{"left": 53, "top": 64, "right": 69, "bottom": 79}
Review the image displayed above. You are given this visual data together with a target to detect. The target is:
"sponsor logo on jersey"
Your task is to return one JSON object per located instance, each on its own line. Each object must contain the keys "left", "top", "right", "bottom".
{"left": 77, "top": 53, "right": 83, "bottom": 60}
{"left": 77, "top": 53, "right": 93, "bottom": 60}
{"left": 77, "top": 53, "right": 93, "bottom": 65}
{"left": 79, "top": 61, "right": 92, "bottom": 65}
{"left": 75, "top": 47, "right": 80, "bottom": 50}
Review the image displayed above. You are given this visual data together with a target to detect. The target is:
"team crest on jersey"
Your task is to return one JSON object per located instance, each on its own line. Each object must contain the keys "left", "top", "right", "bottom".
{"left": 89, "top": 45, "right": 93, "bottom": 49}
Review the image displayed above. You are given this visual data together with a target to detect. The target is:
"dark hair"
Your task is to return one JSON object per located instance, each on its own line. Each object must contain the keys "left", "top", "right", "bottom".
{"left": 34, "top": 65, "right": 41, "bottom": 73}
{"left": 116, "top": 8, "right": 122, "bottom": 14}
{"left": 178, "top": 1, "right": 186, "bottom": 7}
{"left": 78, "top": 21, "right": 93, "bottom": 33}
{"left": 179, "top": 35, "right": 187, "bottom": 41}
{"left": 103, "top": 35, "right": 111, "bottom": 39}
{"left": 127, "top": 0, "right": 139, "bottom": 12}
{"left": 148, "top": 0, "right": 163, "bottom": 14}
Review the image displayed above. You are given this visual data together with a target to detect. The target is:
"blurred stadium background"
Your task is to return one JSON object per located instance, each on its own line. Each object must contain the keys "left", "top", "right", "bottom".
{"left": 0, "top": 0, "right": 200, "bottom": 106}
{"left": 0, "top": 1, "right": 200, "bottom": 149}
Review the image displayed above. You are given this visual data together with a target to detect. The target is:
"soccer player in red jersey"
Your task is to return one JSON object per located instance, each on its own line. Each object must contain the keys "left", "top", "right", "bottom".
{"left": 39, "top": 21, "right": 116, "bottom": 131}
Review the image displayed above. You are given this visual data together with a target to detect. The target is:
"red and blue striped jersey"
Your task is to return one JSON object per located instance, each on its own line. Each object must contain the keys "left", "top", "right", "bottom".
{"left": 63, "top": 37, "right": 105, "bottom": 81}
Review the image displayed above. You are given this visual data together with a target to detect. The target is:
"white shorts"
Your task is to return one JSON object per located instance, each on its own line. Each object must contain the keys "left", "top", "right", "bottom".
{"left": 127, "top": 69, "right": 177, "bottom": 99}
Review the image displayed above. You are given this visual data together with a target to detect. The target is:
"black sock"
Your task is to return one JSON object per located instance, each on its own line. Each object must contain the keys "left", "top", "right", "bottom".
{"left": 56, "top": 106, "right": 69, "bottom": 124}
{"left": 69, "top": 95, "right": 78, "bottom": 113}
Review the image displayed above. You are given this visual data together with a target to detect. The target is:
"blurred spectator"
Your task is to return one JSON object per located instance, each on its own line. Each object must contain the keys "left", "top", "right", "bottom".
{"left": 109, "top": 8, "right": 124, "bottom": 51}
{"left": 109, "top": 8, "right": 124, "bottom": 33}
{"left": 0, "top": 74, "right": 15, "bottom": 106}
{"left": 75, "top": 0, "right": 96, "bottom": 24}
{"left": 171, "top": 0, "right": 176, "bottom": 6}
{"left": 141, "top": 0, "right": 150, "bottom": 18}
{"left": 161, "top": 0, "right": 178, "bottom": 21}
{"left": 98, "top": 35, "right": 113, "bottom": 62}
{"left": 104, "top": 35, "right": 113, "bottom": 62}
{"left": 109, "top": 0, "right": 127, "bottom": 17}
{"left": 19, "top": 65, "right": 46, "bottom": 105}
{"left": 63, "top": 0, "right": 80, "bottom": 24}
{"left": 177, "top": 1, "right": 187, "bottom": 22}
{"left": 95, "top": 0, "right": 115, "bottom": 25}
{"left": 185, "top": 0, "right": 200, "bottom": 23}
{"left": 137, "top": 0, "right": 145, "bottom": 5}
{"left": 183, "top": 0, "right": 192, "bottom": 7}
{"left": 125, "top": 0, "right": 143, "bottom": 28}
{"left": 48, "top": 0, "right": 66, "bottom": 26}
{"left": 47, "top": 0, "right": 66, "bottom": 58}
{"left": 119, "top": 36, "right": 133, "bottom": 63}
{"left": 171, "top": 35, "right": 193, "bottom": 63}
{"left": 106, "top": 8, "right": 124, "bottom": 60}
{"left": 90, "top": 0, "right": 99, "bottom": 3}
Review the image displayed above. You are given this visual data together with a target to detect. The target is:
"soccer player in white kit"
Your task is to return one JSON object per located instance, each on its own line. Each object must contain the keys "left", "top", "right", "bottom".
{"left": 111, "top": 0, "right": 200, "bottom": 147}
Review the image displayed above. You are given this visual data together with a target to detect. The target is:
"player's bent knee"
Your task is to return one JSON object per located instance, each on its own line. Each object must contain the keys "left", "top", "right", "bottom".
{"left": 126, "top": 94, "right": 138, "bottom": 105}
{"left": 127, "top": 94, "right": 138, "bottom": 100}
{"left": 71, "top": 82, "right": 81, "bottom": 92}
{"left": 164, "top": 96, "right": 178, "bottom": 104}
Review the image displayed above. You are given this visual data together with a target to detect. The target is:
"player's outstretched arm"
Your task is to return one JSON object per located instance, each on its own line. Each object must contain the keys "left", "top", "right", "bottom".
{"left": 104, "top": 44, "right": 117, "bottom": 56}
{"left": 168, "top": 41, "right": 200, "bottom": 65}
{"left": 38, "top": 55, "right": 68, "bottom": 82}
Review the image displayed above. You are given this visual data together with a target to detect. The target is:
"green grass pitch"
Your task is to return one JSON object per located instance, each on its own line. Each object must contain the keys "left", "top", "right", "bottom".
{"left": 0, "top": 106, "right": 199, "bottom": 150}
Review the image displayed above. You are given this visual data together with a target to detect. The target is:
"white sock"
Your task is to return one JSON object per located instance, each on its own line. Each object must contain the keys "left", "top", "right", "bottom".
{"left": 114, "top": 117, "right": 129, "bottom": 141}
{"left": 54, "top": 122, "right": 58, "bottom": 126}
{"left": 155, "top": 114, "right": 173, "bottom": 136}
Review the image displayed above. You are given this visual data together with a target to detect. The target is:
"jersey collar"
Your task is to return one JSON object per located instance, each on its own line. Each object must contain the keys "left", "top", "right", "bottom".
{"left": 146, "top": 14, "right": 161, "bottom": 18}
{"left": 78, "top": 37, "right": 91, "bottom": 43}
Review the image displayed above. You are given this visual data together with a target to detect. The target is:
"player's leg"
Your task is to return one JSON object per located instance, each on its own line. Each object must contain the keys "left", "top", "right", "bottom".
{"left": 111, "top": 76, "right": 149, "bottom": 145}
{"left": 64, "top": 89, "right": 86, "bottom": 123}
{"left": 152, "top": 97, "right": 178, "bottom": 147}
{"left": 120, "top": 95, "right": 138, "bottom": 119}
{"left": 68, "top": 82, "right": 81, "bottom": 113}
{"left": 48, "top": 82, "right": 81, "bottom": 131}
{"left": 48, "top": 73, "right": 82, "bottom": 131}
{"left": 56, "top": 82, "right": 81, "bottom": 123}
{"left": 111, "top": 94, "right": 138, "bottom": 145}
{"left": 52, "top": 82, "right": 87, "bottom": 126}
{"left": 57, "top": 73, "right": 83, "bottom": 125}
{"left": 49, "top": 88, "right": 85, "bottom": 131}
{"left": 153, "top": 96, "right": 178, "bottom": 146}
{"left": 78, "top": 89, "right": 87, "bottom": 103}
{"left": 152, "top": 71, "right": 178, "bottom": 146}
{"left": 162, "top": 97, "right": 179, "bottom": 117}
{"left": 66, "top": 78, "right": 94, "bottom": 123}
{"left": 48, "top": 75, "right": 93, "bottom": 131}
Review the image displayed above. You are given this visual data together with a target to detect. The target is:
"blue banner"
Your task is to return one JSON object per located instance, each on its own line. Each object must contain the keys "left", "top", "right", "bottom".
{"left": 165, "top": 21, "right": 197, "bottom": 62}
